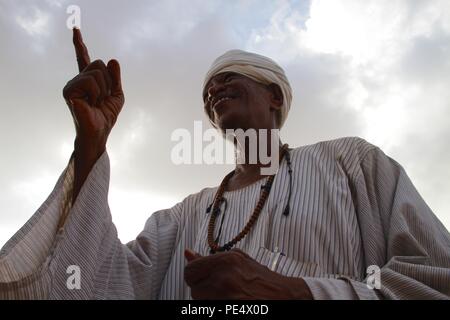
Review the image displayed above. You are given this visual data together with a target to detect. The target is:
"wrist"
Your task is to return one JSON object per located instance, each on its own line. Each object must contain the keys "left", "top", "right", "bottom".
{"left": 71, "top": 135, "right": 106, "bottom": 205}
{"left": 74, "top": 135, "right": 106, "bottom": 159}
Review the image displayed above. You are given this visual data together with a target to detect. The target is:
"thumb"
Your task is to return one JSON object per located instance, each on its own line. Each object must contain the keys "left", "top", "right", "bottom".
{"left": 107, "top": 59, "right": 123, "bottom": 97}
{"left": 184, "top": 249, "right": 202, "bottom": 262}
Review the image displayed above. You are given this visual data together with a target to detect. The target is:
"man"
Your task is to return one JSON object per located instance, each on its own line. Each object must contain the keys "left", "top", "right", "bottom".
{"left": 0, "top": 28, "right": 449, "bottom": 300}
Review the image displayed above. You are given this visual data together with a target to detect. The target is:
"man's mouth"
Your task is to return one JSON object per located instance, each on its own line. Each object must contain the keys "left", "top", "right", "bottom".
{"left": 212, "top": 96, "right": 234, "bottom": 112}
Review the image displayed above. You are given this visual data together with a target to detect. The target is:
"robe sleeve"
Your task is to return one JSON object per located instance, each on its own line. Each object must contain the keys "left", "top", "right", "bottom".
{"left": 305, "top": 142, "right": 450, "bottom": 300}
{"left": 0, "top": 151, "right": 182, "bottom": 299}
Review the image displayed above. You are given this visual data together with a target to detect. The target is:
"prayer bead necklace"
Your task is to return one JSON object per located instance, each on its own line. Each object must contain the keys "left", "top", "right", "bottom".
{"left": 207, "top": 144, "right": 290, "bottom": 254}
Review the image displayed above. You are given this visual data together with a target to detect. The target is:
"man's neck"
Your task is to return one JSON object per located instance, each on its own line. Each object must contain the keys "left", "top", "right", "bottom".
{"left": 227, "top": 138, "right": 283, "bottom": 191}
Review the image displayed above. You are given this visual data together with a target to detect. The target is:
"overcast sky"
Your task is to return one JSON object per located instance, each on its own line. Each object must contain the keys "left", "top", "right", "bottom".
{"left": 1, "top": 0, "right": 449, "bottom": 246}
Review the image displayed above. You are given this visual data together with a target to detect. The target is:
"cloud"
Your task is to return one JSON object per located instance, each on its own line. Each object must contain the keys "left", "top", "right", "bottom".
{"left": 246, "top": 0, "right": 450, "bottom": 227}
{"left": 108, "top": 186, "right": 179, "bottom": 242}
{"left": 45, "top": 0, "right": 67, "bottom": 8}
{"left": 15, "top": 7, "right": 50, "bottom": 37}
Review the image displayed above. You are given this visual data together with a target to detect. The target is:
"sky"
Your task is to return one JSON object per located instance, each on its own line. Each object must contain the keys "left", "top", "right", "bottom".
{"left": 1, "top": 0, "right": 449, "bottom": 246}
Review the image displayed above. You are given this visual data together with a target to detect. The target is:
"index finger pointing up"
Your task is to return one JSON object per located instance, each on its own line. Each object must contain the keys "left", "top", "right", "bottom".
{"left": 73, "top": 27, "right": 91, "bottom": 72}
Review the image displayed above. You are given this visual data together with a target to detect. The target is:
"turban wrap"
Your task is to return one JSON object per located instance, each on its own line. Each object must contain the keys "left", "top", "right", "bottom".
{"left": 203, "top": 49, "right": 293, "bottom": 128}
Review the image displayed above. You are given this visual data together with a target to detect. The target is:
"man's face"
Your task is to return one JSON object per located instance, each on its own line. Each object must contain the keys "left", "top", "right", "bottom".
{"left": 203, "top": 72, "right": 278, "bottom": 131}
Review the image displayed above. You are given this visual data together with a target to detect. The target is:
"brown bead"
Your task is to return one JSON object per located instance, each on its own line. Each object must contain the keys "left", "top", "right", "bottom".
{"left": 207, "top": 144, "right": 290, "bottom": 253}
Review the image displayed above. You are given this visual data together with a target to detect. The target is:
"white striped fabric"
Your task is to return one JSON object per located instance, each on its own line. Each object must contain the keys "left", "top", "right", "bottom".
{"left": 0, "top": 137, "right": 449, "bottom": 299}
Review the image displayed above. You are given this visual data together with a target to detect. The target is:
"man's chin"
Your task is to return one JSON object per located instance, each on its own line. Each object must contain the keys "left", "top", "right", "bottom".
{"left": 214, "top": 115, "right": 235, "bottom": 131}
{"left": 214, "top": 113, "right": 256, "bottom": 136}
{"left": 215, "top": 120, "right": 244, "bottom": 134}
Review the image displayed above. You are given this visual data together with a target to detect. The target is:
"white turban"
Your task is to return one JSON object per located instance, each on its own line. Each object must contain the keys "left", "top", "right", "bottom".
{"left": 203, "top": 49, "right": 293, "bottom": 128}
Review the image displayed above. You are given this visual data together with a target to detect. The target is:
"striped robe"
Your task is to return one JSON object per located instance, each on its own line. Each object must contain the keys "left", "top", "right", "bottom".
{"left": 0, "top": 137, "right": 449, "bottom": 299}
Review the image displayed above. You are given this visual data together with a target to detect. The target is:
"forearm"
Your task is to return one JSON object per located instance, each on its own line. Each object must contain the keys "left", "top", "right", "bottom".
{"left": 72, "top": 136, "right": 106, "bottom": 205}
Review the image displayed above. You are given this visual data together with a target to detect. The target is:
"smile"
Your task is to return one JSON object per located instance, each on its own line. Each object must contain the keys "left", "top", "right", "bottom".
{"left": 212, "top": 96, "right": 233, "bottom": 111}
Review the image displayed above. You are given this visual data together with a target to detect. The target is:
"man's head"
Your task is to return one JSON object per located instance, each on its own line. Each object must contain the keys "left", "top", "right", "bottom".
{"left": 203, "top": 50, "right": 292, "bottom": 132}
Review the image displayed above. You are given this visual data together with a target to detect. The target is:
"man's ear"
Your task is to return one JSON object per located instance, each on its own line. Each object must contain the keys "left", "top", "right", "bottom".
{"left": 267, "top": 83, "right": 283, "bottom": 110}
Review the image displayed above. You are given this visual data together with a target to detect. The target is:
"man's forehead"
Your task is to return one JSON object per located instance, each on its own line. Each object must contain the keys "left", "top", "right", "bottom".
{"left": 203, "top": 71, "right": 253, "bottom": 96}
{"left": 205, "top": 71, "right": 237, "bottom": 85}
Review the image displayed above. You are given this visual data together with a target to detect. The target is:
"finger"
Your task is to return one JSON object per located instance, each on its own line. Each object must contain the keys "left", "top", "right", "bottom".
{"left": 190, "top": 284, "right": 212, "bottom": 300}
{"left": 230, "top": 248, "right": 251, "bottom": 259}
{"left": 83, "top": 60, "right": 111, "bottom": 103}
{"left": 81, "top": 70, "right": 108, "bottom": 104}
{"left": 73, "top": 27, "right": 91, "bottom": 72}
{"left": 184, "top": 249, "right": 202, "bottom": 262}
{"left": 84, "top": 60, "right": 112, "bottom": 95}
{"left": 107, "top": 59, "right": 123, "bottom": 98}
{"left": 64, "top": 75, "right": 101, "bottom": 107}
{"left": 184, "top": 257, "right": 210, "bottom": 287}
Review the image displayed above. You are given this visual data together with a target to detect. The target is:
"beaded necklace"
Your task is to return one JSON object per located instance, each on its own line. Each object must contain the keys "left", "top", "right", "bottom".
{"left": 207, "top": 144, "right": 290, "bottom": 254}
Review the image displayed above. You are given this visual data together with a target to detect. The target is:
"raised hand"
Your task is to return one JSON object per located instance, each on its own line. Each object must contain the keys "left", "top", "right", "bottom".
{"left": 63, "top": 28, "right": 124, "bottom": 148}
{"left": 62, "top": 28, "right": 125, "bottom": 205}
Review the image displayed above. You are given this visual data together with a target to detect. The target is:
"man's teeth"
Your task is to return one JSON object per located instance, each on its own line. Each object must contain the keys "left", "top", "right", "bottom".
{"left": 213, "top": 97, "right": 232, "bottom": 109}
